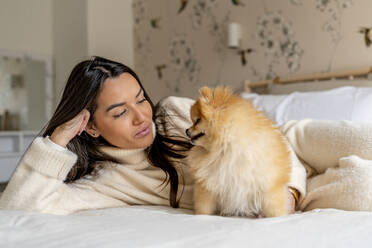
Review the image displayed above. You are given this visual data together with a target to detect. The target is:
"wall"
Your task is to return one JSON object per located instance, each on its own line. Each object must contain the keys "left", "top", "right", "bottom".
{"left": 87, "top": 0, "right": 134, "bottom": 67}
{"left": 0, "top": 0, "right": 53, "bottom": 55}
{"left": 53, "top": 0, "right": 88, "bottom": 103}
{"left": 24, "top": 60, "right": 46, "bottom": 130}
{"left": 133, "top": 0, "right": 372, "bottom": 102}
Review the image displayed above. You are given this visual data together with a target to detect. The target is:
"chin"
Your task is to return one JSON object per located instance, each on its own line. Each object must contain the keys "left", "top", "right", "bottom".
{"left": 136, "top": 131, "right": 155, "bottom": 149}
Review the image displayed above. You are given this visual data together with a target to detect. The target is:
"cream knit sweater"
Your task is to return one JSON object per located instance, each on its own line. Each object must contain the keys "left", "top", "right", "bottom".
{"left": 282, "top": 119, "right": 372, "bottom": 211}
{"left": 0, "top": 96, "right": 306, "bottom": 215}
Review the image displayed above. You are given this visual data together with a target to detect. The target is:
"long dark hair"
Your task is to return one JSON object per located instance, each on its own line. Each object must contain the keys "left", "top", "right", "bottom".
{"left": 42, "top": 56, "right": 192, "bottom": 207}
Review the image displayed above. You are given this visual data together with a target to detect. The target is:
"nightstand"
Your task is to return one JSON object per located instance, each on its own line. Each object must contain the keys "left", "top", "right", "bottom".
{"left": 0, "top": 131, "right": 37, "bottom": 182}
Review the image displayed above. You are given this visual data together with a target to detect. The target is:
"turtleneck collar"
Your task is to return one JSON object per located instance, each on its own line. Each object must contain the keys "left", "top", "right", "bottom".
{"left": 98, "top": 122, "right": 156, "bottom": 165}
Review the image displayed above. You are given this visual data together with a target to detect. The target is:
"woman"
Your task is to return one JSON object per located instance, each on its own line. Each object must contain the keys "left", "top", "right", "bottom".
{"left": 0, "top": 56, "right": 300, "bottom": 215}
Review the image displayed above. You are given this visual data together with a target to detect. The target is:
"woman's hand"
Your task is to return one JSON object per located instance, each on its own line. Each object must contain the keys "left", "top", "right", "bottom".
{"left": 50, "top": 109, "right": 90, "bottom": 147}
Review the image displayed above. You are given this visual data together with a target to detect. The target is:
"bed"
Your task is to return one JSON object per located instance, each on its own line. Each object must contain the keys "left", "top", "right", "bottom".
{"left": 1, "top": 206, "right": 372, "bottom": 247}
{"left": 2, "top": 68, "right": 372, "bottom": 247}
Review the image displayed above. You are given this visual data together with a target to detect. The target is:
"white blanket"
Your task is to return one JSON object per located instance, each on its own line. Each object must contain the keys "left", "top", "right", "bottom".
{"left": 282, "top": 119, "right": 372, "bottom": 211}
{"left": 1, "top": 206, "right": 372, "bottom": 248}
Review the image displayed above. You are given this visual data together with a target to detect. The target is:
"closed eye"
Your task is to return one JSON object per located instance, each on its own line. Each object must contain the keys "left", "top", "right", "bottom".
{"left": 137, "top": 98, "right": 147, "bottom": 104}
{"left": 114, "top": 110, "right": 127, "bottom": 118}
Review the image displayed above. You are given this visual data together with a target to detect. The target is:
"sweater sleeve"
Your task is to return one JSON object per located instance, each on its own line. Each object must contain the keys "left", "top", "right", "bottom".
{"left": 0, "top": 137, "right": 126, "bottom": 215}
{"left": 44, "top": 135, "right": 69, "bottom": 152}
{"left": 155, "top": 96, "right": 195, "bottom": 139}
{"left": 284, "top": 139, "right": 307, "bottom": 201}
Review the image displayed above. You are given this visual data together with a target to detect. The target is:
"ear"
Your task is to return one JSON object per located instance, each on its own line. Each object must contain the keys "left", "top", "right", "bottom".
{"left": 199, "top": 86, "right": 213, "bottom": 103}
{"left": 85, "top": 121, "right": 101, "bottom": 138}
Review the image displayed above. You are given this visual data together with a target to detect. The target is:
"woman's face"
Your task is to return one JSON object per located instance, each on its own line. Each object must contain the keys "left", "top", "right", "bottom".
{"left": 89, "top": 72, "right": 154, "bottom": 149}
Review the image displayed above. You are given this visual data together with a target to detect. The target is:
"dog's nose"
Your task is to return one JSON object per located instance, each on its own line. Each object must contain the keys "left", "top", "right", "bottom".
{"left": 186, "top": 128, "right": 190, "bottom": 138}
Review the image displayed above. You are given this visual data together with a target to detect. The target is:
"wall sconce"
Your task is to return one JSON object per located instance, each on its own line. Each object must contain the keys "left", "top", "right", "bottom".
{"left": 228, "top": 22, "right": 241, "bottom": 49}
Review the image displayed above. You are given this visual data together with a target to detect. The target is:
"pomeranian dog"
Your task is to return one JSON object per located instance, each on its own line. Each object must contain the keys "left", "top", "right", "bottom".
{"left": 186, "top": 87, "right": 291, "bottom": 218}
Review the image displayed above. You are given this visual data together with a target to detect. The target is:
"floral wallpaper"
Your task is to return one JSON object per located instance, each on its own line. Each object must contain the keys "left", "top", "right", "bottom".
{"left": 133, "top": 0, "right": 372, "bottom": 102}
{"left": 256, "top": 11, "right": 304, "bottom": 78}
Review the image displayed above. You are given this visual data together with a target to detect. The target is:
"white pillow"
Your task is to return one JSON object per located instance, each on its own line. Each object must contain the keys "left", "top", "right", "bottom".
{"left": 240, "top": 86, "right": 372, "bottom": 125}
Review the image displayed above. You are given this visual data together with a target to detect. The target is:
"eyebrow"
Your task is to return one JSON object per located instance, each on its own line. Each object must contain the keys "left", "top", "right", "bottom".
{"left": 136, "top": 88, "right": 143, "bottom": 98}
{"left": 106, "top": 88, "right": 143, "bottom": 112}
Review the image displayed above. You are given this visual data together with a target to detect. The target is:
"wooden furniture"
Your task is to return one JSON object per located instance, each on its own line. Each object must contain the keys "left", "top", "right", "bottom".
{"left": 0, "top": 131, "right": 37, "bottom": 182}
{"left": 244, "top": 67, "right": 372, "bottom": 92}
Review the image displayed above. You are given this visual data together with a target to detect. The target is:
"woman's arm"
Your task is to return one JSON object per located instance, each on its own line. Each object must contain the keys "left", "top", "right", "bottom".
{"left": 0, "top": 137, "right": 126, "bottom": 215}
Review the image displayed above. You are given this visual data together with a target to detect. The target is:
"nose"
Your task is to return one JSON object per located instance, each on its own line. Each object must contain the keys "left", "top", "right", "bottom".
{"left": 132, "top": 107, "right": 145, "bottom": 125}
{"left": 186, "top": 128, "right": 191, "bottom": 138}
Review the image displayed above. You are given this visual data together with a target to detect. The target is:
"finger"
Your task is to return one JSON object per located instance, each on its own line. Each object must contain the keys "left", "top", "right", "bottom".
{"left": 78, "top": 110, "right": 91, "bottom": 135}
{"left": 65, "top": 109, "right": 87, "bottom": 129}
{"left": 77, "top": 109, "right": 89, "bottom": 122}
{"left": 81, "top": 109, "right": 90, "bottom": 118}
{"left": 79, "top": 116, "right": 89, "bottom": 134}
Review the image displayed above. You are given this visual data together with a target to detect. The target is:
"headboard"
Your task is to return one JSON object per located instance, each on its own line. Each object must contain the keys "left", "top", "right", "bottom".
{"left": 244, "top": 67, "right": 372, "bottom": 94}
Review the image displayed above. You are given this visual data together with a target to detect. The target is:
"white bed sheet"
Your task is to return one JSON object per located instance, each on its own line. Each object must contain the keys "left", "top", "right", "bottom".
{"left": 1, "top": 206, "right": 371, "bottom": 248}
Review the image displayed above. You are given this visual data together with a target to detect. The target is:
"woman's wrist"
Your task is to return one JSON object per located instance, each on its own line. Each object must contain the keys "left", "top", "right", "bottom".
{"left": 50, "top": 130, "right": 69, "bottom": 148}
{"left": 45, "top": 136, "right": 67, "bottom": 151}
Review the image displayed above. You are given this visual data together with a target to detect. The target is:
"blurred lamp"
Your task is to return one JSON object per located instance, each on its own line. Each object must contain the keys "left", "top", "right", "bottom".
{"left": 228, "top": 22, "right": 241, "bottom": 49}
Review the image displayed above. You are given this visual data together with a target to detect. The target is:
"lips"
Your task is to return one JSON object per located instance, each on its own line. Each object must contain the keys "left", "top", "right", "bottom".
{"left": 135, "top": 124, "right": 151, "bottom": 138}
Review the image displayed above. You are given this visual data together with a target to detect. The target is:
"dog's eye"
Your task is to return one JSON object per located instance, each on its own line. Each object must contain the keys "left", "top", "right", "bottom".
{"left": 195, "top": 118, "right": 201, "bottom": 125}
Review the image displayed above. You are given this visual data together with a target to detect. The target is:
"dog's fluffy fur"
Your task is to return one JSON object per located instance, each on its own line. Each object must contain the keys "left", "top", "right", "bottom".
{"left": 186, "top": 87, "right": 291, "bottom": 217}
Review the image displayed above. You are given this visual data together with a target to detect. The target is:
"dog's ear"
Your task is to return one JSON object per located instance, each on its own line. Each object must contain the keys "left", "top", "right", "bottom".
{"left": 199, "top": 87, "right": 213, "bottom": 103}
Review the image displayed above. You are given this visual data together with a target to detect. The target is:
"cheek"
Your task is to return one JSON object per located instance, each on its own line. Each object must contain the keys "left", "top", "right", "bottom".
{"left": 95, "top": 114, "right": 131, "bottom": 137}
{"left": 144, "top": 102, "right": 153, "bottom": 118}
{"left": 101, "top": 120, "right": 135, "bottom": 146}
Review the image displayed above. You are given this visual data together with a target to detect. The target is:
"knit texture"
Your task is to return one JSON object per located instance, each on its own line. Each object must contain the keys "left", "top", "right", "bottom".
{"left": 282, "top": 119, "right": 372, "bottom": 211}
{"left": 24, "top": 137, "right": 77, "bottom": 180}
